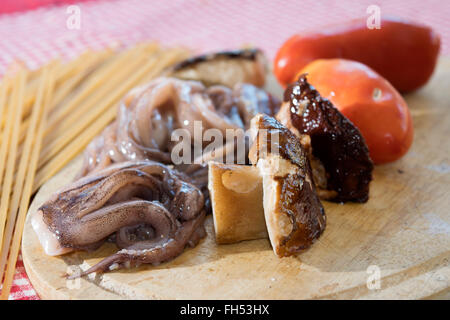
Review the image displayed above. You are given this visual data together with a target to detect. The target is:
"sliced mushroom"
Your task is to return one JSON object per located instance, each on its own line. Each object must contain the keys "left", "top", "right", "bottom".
{"left": 208, "top": 162, "right": 267, "bottom": 244}
{"left": 249, "top": 114, "right": 326, "bottom": 257}
{"left": 277, "top": 74, "right": 374, "bottom": 203}
{"left": 166, "top": 48, "right": 266, "bottom": 88}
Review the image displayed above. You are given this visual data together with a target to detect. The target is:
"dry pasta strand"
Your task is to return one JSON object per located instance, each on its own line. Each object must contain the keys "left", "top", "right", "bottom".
{"left": 0, "top": 65, "right": 55, "bottom": 300}
{"left": 0, "top": 68, "right": 27, "bottom": 257}
{"left": 38, "top": 49, "right": 153, "bottom": 168}
{"left": 0, "top": 77, "right": 11, "bottom": 189}
{"left": 7, "top": 45, "right": 160, "bottom": 192}
{"left": 0, "top": 66, "right": 50, "bottom": 283}
{"left": 44, "top": 45, "right": 149, "bottom": 134}
{"left": 16, "top": 50, "right": 114, "bottom": 156}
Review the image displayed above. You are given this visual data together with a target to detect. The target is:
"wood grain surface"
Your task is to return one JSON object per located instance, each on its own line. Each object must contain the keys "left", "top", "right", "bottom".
{"left": 22, "top": 59, "right": 450, "bottom": 299}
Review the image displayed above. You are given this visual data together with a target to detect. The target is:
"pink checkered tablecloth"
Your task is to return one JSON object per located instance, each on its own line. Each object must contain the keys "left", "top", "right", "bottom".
{"left": 1, "top": 0, "right": 449, "bottom": 300}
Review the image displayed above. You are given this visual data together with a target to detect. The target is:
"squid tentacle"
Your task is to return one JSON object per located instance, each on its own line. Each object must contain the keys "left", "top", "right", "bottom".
{"left": 75, "top": 169, "right": 164, "bottom": 219}
{"left": 70, "top": 211, "right": 206, "bottom": 279}
{"left": 62, "top": 200, "right": 177, "bottom": 248}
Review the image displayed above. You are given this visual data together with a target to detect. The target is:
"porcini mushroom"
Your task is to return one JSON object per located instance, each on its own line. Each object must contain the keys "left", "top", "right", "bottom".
{"left": 248, "top": 114, "right": 326, "bottom": 256}
{"left": 277, "top": 74, "right": 373, "bottom": 203}
{"left": 166, "top": 48, "right": 266, "bottom": 88}
{"left": 208, "top": 162, "right": 267, "bottom": 244}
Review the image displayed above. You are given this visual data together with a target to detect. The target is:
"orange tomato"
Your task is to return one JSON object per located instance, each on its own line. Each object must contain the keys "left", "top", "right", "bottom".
{"left": 298, "top": 59, "right": 413, "bottom": 164}
{"left": 274, "top": 17, "right": 440, "bottom": 92}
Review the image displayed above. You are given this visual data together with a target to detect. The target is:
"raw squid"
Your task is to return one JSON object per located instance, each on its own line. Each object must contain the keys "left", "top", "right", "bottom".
{"left": 80, "top": 77, "right": 279, "bottom": 177}
{"left": 79, "top": 77, "right": 279, "bottom": 213}
{"left": 32, "top": 161, "right": 206, "bottom": 277}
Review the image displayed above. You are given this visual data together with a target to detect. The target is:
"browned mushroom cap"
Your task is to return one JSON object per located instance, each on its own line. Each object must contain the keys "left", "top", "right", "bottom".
{"left": 277, "top": 74, "right": 373, "bottom": 203}
{"left": 249, "top": 114, "right": 326, "bottom": 257}
{"left": 166, "top": 48, "right": 266, "bottom": 88}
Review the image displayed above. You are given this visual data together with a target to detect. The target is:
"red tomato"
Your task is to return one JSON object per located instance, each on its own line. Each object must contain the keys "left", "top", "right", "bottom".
{"left": 299, "top": 59, "right": 413, "bottom": 164}
{"left": 274, "top": 17, "right": 440, "bottom": 92}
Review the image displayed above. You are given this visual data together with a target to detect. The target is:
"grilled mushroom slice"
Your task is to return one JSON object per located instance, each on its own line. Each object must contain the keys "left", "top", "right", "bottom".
{"left": 166, "top": 48, "right": 266, "bottom": 88}
{"left": 277, "top": 74, "right": 373, "bottom": 203}
{"left": 248, "top": 114, "right": 326, "bottom": 257}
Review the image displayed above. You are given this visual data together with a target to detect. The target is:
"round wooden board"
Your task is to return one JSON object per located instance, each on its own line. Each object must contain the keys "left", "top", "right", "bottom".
{"left": 22, "top": 62, "right": 450, "bottom": 300}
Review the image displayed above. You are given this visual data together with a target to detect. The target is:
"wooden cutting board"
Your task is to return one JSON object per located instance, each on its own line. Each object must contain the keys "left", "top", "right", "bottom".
{"left": 22, "top": 59, "right": 450, "bottom": 300}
